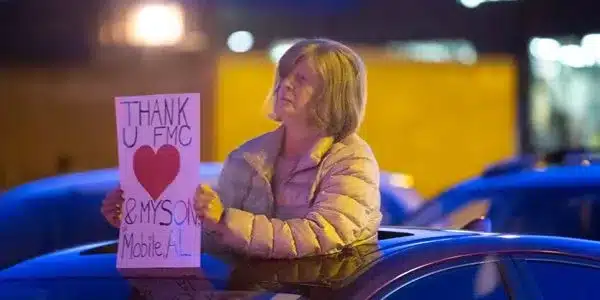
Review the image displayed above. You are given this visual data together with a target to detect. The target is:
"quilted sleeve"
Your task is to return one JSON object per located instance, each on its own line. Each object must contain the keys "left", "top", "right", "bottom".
{"left": 218, "top": 150, "right": 382, "bottom": 259}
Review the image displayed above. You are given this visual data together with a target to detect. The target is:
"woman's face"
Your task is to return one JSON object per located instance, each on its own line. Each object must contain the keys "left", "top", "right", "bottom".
{"left": 275, "top": 58, "right": 320, "bottom": 128}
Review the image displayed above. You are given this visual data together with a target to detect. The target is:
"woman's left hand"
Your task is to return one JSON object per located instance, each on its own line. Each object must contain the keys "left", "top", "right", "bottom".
{"left": 194, "top": 184, "right": 225, "bottom": 225}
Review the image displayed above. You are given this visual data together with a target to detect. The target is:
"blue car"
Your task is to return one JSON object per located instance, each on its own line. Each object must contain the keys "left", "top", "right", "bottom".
{"left": 2, "top": 225, "right": 600, "bottom": 299}
{"left": 0, "top": 163, "right": 423, "bottom": 271}
{"left": 404, "top": 152, "right": 600, "bottom": 241}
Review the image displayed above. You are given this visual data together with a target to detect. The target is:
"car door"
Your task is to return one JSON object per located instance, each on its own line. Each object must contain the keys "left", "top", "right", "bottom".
{"left": 511, "top": 253, "right": 600, "bottom": 300}
{"left": 368, "top": 254, "right": 527, "bottom": 300}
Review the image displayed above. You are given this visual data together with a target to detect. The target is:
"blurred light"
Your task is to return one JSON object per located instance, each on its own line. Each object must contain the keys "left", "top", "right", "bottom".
{"left": 581, "top": 34, "right": 600, "bottom": 63}
{"left": 127, "top": 3, "right": 185, "bottom": 47}
{"left": 387, "top": 40, "right": 477, "bottom": 65}
{"left": 529, "top": 38, "right": 561, "bottom": 61}
{"left": 532, "top": 61, "right": 559, "bottom": 80}
{"left": 559, "top": 45, "right": 595, "bottom": 68}
{"left": 456, "top": 44, "right": 478, "bottom": 65}
{"left": 474, "top": 257, "right": 502, "bottom": 298}
{"left": 227, "top": 31, "right": 254, "bottom": 53}
{"left": 388, "top": 173, "right": 414, "bottom": 189}
{"left": 460, "top": 0, "right": 485, "bottom": 8}
{"left": 269, "top": 40, "right": 299, "bottom": 63}
{"left": 581, "top": 34, "right": 600, "bottom": 49}
{"left": 499, "top": 234, "right": 520, "bottom": 239}
{"left": 405, "top": 43, "right": 452, "bottom": 63}
{"left": 459, "top": 0, "right": 517, "bottom": 8}
{"left": 529, "top": 38, "right": 561, "bottom": 79}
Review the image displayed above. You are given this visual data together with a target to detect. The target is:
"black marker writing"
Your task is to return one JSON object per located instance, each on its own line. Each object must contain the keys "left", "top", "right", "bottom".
{"left": 121, "top": 198, "right": 199, "bottom": 227}
{"left": 153, "top": 125, "right": 192, "bottom": 147}
{"left": 120, "top": 97, "right": 192, "bottom": 148}
{"left": 122, "top": 126, "right": 138, "bottom": 148}
{"left": 124, "top": 197, "right": 137, "bottom": 224}
{"left": 120, "top": 228, "right": 192, "bottom": 260}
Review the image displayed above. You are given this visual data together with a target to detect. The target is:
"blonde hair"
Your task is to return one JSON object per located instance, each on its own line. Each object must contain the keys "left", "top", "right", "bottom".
{"left": 267, "top": 38, "right": 367, "bottom": 140}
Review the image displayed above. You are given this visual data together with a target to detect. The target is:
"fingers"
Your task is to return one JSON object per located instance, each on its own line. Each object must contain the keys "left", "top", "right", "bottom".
{"left": 102, "top": 208, "right": 121, "bottom": 228}
{"left": 108, "top": 212, "right": 121, "bottom": 228}
{"left": 194, "top": 195, "right": 212, "bottom": 213}
{"left": 102, "top": 189, "right": 124, "bottom": 209}
{"left": 101, "top": 204, "right": 121, "bottom": 216}
{"left": 102, "top": 199, "right": 122, "bottom": 215}
{"left": 195, "top": 203, "right": 214, "bottom": 220}
{"left": 202, "top": 184, "right": 215, "bottom": 193}
{"left": 101, "top": 202, "right": 121, "bottom": 219}
{"left": 196, "top": 184, "right": 216, "bottom": 197}
{"left": 108, "top": 188, "right": 124, "bottom": 202}
{"left": 101, "top": 187, "right": 125, "bottom": 228}
{"left": 194, "top": 184, "right": 224, "bottom": 222}
{"left": 194, "top": 186, "right": 215, "bottom": 221}
{"left": 194, "top": 184, "right": 214, "bottom": 203}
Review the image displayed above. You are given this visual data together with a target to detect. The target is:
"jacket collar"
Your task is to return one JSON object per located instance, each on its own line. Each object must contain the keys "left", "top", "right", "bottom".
{"left": 242, "top": 125, "right": 334, "bottom": 181}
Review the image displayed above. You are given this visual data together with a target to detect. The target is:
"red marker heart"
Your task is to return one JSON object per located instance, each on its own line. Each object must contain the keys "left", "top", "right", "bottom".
{"left": 133, "top": 144, "right": 181, "bottom": 200}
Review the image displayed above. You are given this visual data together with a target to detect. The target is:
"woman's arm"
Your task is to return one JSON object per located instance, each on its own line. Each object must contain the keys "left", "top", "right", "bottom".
{"left": 218, "top": 150, "right": 382, "bottom": 259}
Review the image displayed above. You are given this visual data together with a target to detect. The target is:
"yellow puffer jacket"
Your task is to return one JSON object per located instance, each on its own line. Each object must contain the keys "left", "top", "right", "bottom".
{"left": 206, "top": 126, "right": 382, "bottom": 259}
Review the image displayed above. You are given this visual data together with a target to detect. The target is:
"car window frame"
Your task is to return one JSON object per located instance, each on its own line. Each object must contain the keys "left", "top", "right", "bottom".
{"left": 510, "top": 253, "right": 600, "bottom": 300}
{"left": 368, "top": 254, "right": 524, "bottom": 300}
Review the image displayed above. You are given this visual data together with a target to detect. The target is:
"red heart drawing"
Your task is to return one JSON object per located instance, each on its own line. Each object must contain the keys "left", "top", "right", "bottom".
{"left": 133, "top": 144, "right": 181, "bottom": 200}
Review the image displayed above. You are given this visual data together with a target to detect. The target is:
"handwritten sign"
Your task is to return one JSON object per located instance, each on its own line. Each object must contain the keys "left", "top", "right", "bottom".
{"left": 114, "top": 93, "right": 201, "bottom": 269}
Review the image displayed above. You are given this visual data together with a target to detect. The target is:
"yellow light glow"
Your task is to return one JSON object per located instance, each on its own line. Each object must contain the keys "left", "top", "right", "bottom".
{"left": 127, "top": 3, "right": 185, "bottom": 47}
{"left": 388, "top": 173, "right": 415, "bottom": 189}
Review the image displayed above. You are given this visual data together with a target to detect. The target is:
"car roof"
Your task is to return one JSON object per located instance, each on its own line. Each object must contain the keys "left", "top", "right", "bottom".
{"left": 445, "top": 150, "right": 600, "bottom": 195}
{"left": 458, "top": 165, "right": 600, "bottom": 192}
{"left": 339, "top": 230, "right": 600, "bottom": 299}
{"left": 3, "top": 227, "right": 600, "bottom": 292}
{"left": 405, "top": 164, "right": 600, "bottom": 226}
{"left": 426, "top": 164, "right": 600, "bottom": 210}
{"left": 0, "top": 227, "right": 476, "bottom": 281}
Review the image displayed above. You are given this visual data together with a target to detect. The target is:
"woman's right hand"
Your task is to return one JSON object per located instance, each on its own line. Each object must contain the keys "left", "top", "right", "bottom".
{"left": 101, "top": 187, "right": 124, "bottom": 228}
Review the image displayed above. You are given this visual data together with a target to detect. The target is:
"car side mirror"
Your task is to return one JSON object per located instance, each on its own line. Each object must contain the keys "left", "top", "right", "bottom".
{"left": 461, "top": 216, "right": 491, "bottom": 232}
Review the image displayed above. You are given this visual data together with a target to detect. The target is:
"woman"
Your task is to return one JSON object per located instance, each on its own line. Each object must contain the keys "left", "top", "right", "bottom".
{"left": 101, "top": 38, "right": 382, "bottom": 259}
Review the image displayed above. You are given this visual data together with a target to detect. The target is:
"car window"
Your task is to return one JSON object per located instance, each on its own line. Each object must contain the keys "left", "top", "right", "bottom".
{"left": 445, "top": 198, "right": 490, "bottom": 229}
{"left": 405, "top": 195, "right": 490, "bottom": 229}
{"left": 384, "top": 260, "right": 509, "bottom": 300}
{"left": 526, "top": 260, "right": 600, "bottom": 300}
{"left": 412, "top": 185, "right": 600, "bottom": 240}
{"left": 488, "top": 187, "right": 600, "bottom": 240}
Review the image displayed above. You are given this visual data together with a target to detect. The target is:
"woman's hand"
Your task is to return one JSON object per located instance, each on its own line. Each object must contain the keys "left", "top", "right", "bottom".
{"left": 101, "top": 187, "right": 124, "bottom": 228}
{"left": 194, "top": 184, "right": 225, "bottom": 226}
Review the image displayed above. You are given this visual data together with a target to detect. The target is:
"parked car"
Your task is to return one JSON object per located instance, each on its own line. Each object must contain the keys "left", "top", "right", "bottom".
{"left": 2, "top": 224, "right": 600, "bottom": 299}
{"left": 403, "top": 151, "right": 600, "bottom": 241}
{"left": 0, "top": 163, "right": 423, "bottom": 270}
{"left": 378, "top": 172, "right": 424, "bottom": 225}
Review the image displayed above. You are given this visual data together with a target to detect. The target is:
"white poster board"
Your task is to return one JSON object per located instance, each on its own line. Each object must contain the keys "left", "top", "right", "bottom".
{"left": 114, "top": 93, "right": 201, "bottom": 270}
